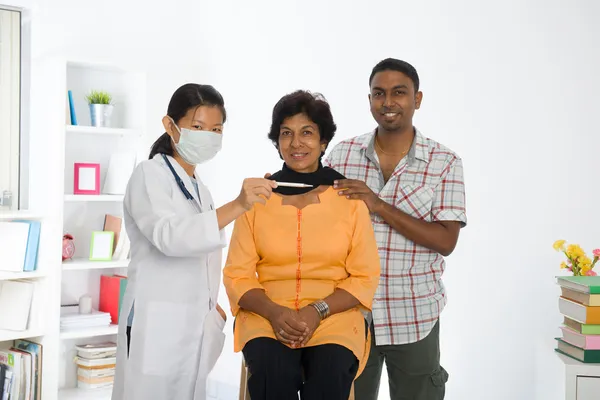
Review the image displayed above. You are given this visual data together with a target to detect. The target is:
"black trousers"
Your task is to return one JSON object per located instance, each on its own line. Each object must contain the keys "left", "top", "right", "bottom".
{"left": 126, "top": 326, "right": 131, "bottom": 357}
{"left": 243, "top": 337, "right": 358, "bottom": 400}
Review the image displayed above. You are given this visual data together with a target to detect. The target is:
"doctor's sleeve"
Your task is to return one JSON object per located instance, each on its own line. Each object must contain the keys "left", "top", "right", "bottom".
{"left": 335, "top": 200, "right": 381, "bottom": 311}
{"left": 222, "top": 210, "right": 263, "bottom": 316}
{"left": 125, "top": 162, "right": 226, "bottom": 258}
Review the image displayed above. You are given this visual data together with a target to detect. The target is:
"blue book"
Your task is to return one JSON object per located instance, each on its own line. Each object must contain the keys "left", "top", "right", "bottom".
{"left": 14, "top": 220, "right": 41, "bottom": 272}
{"left": 68, "top": 90, "right": 77, "bottom": 125}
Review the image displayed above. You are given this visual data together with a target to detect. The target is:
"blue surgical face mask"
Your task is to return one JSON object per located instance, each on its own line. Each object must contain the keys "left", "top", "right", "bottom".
{"left": 170, "top": 118, "right": 222, "bottom": 165}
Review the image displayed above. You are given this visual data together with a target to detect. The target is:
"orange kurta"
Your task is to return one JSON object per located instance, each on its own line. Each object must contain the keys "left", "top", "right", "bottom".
{"left": 223, "top": 187, "right": 381, "bottom": 376}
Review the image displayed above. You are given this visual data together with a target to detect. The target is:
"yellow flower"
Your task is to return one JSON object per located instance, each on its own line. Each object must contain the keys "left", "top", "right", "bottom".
{"left": 581, "top": 265, "right": 591, "bottom": 276}
{"left": 567, "top": 244, "right": 585, "bottom": 259}
{"left": 553, "top": 240, "right": 567, "bottom": 251}
{"left": 560, "top": 261, "right": 567, "bottom": 269}
{"left": 579, "top": 255, "right": 592, "bottom": 269}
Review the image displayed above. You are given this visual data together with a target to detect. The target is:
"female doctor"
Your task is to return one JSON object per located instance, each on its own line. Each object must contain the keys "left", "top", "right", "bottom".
{"left": 111, "top": 83, "right": 277, "bottom": 400}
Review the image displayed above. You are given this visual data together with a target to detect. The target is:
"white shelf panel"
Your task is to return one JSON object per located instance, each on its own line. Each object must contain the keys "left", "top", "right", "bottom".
{"left": 64, "top": 194, "right": 124, "bottom": 202}
{"left": 62, "top": 258, "right": 129, "bottom": 271}
{"left": 59, "top": 387, "right": 113, "bottom": 400}
{"left": 0, "top": 270, "right": 47, "bottom": 281}
{"left": 60, "top": 324, "right": 118, "bottom": 340}
{"left": 0, "top": 210, "right": 44, "bottom": 220}
{"left": 66, "top": 125, "right": 140, "bottom": 137}
{"left": 0, "top": 328, "right": 44, "bottom": 342}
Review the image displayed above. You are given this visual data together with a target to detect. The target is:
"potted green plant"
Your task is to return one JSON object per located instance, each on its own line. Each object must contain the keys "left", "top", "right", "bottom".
{"left": 85, "top": 90, "right": 114, "bottom": 127}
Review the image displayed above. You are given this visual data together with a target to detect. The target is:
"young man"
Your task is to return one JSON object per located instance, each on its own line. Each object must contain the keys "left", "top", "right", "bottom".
{"left": 325, "top": 58, "right": 467, "bottom": 400}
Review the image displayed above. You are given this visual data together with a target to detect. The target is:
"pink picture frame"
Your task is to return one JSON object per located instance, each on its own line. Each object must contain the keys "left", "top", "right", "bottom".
{"left": 74, "top": 163, "right": 101, "bottom": 195}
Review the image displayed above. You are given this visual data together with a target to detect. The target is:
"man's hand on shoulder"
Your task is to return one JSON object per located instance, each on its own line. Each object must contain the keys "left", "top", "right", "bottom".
{"left": 333, "top": 179, "right": 383, "bottom": 213}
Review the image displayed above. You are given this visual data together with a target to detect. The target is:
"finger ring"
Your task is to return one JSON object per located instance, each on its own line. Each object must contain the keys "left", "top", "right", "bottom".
{"left": 279, "top": 329, "right": 285, "bottom": 335}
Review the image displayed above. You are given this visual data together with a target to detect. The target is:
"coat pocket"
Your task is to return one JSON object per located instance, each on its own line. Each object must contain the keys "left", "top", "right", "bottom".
{"left": 142, "top": 302, "right": 199, "bottom": 376}
{"left": 198, "top": 307, "right": 226, "bottom": 380}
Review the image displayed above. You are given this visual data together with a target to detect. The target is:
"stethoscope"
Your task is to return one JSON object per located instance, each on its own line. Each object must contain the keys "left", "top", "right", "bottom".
{"left": 162, "top": 154, "right": 203, "bottom": 213}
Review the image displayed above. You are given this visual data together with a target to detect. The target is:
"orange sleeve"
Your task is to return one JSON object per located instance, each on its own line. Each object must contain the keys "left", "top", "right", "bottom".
{"left": 223, "top": 209, "right": 264, "bottom": 316}
{"left": 336, "top": 200, "right": 381, "bottom": 310}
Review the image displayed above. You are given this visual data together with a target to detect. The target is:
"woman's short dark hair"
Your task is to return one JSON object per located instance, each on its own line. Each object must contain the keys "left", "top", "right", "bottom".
{"left": 148, "top": 83, "right": 227, "bottom": 159}
{"left": 267, "top": 90, "right": 337, "bottom": 158}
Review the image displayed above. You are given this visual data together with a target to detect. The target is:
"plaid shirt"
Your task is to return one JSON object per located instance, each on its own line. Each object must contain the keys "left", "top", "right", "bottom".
{"left": 324, "top": 128, "right": 467, "bottom": 346}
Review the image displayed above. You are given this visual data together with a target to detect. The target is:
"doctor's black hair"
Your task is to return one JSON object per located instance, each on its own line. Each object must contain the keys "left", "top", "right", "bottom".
{"left": 148, "top": 83, "right": 227, "bottom": 159}
{"left": 267, "top": 90, "right": 337, "bottom": 159}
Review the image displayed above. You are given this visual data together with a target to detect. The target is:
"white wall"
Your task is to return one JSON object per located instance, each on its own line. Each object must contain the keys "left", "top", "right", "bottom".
{"left": 14, "top": 0, "right": 600, "bottom": 398}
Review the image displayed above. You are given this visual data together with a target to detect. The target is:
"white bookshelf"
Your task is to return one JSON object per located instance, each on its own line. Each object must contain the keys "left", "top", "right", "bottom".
{"left": 64, "top": 194, "right": 124, "bottom": 202}
{"left": 65, "top": 125, "right": 140, "bottom": 137}
{"left": 55, "top": 60, "right": 145, "bottom": 398}
{"left": 0, "top": 210, "right": 44, "bottom": 220}
{"left": 62, "top": 258, "right": 129, "bottom": 271}
{"left": 0, "top": 56, "right": 145, "bottom": 400}
{"left": 0, "top": 329, "right": 45, "bottom": 343}
{"left": 59, "top": 387, "right": 113, "bottom": 400}
{"left": 0, "top": 270, "right": 47, "bottom": 281}
{"left": 59, "top": 324, "right": 118, "bottom": 340}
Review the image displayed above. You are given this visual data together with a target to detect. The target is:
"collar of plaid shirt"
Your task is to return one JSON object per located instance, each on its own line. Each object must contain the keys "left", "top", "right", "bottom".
{"left": 361, "top": 128, "right": 430, "bottom": 170}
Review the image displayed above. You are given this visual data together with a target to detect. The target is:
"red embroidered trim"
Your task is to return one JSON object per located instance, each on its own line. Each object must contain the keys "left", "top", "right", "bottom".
{"left": 294, "top": 209, "right": 302, "bottom": 311}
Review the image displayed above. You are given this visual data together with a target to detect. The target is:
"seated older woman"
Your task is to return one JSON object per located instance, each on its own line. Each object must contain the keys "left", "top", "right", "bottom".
{"left": 223, "top": 90, "right": 381, "bottom": 400}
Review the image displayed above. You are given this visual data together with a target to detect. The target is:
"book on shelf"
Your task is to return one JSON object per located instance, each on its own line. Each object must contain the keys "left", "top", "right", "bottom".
{"left": 0, "top": 220, "right": 41, "bottom": 273}
{"left": 0, "top": 338, "right": 42, "bottom": 400}
{"left": 67, "top": 90, "right": 77, "bottom": 126}
{"left": 560, "top": 325, "right": 600, "bottom": 350}
{"left": 100, "top": 275, "right": 128, "bottom": 325}
{"left": 557, "top": 276, "right": 600, "bottom": 294}
{"left": 13, "top": 340, "right": 42, "bottom": 400}
{"left": 75, "top": 342, "right": 117, "bottom": 390}
{"left": 102, "top": 153, "right": 136, "bottom": 195}
{"left": 102, "top": 214, "right": 130, "bottom": 261}
{"left": 0, "top": 280, "right": 36, "bottom": 331}
{"left": 556, "top": 338, "right": 600, "bottom": 363}
{"left": 561, "top": 286, "right": 600, "bottom": 306}
{"left": 558, "top": 297, "right": 600, "bottom": 324}
{"left": 564, "top": 316, "right": 600, "bottom": 335}
{"left": 60, "top": 305, "right": 111, "bottom": 332}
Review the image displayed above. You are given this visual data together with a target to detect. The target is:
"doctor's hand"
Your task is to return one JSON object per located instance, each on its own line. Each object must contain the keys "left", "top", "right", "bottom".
{"left": 235, "top": 178, "right": 278, "bottom": 211}
{"left": 268, "top": 305, "right": 309, "bottom": 348}
{"left": 216, "top": 303, "right": 227, "bottom": 322}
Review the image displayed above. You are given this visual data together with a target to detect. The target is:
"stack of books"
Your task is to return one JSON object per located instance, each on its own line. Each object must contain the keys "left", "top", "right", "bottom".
{"left": 60, "top": 305, "right": 111, "bottom": 332}
{"left": 556, "top": 276, "right": 600, "bottom": 363}
{"left": 75, "top": 342, "right": 116, "bottom": 390}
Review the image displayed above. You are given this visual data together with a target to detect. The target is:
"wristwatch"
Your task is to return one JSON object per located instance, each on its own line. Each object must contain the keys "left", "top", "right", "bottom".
{"left": 310, "top": 300, "right": 330, "bottom": 320}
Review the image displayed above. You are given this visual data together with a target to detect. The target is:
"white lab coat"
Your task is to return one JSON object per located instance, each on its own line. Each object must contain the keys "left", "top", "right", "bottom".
{"left": 111, "top": 154, "right": 227, "bottom": 400}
